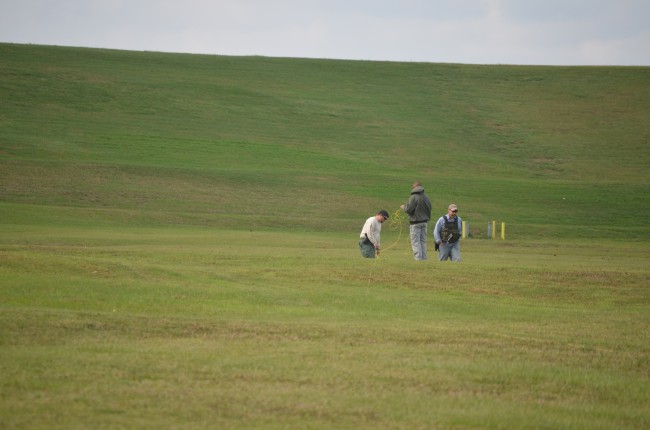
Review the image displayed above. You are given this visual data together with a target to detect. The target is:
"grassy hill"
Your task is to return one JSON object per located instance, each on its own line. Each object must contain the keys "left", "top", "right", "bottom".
{"left": 1, "top": 43, "right": 649, "bottom": 237}
{"left": 1, "top": 44, "right": 649, "bottom": 429}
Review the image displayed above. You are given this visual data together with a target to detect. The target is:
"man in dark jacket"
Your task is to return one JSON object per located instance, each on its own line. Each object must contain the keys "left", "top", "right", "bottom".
{"left": 400, "top": 181, "right": 432, "bottom": 260}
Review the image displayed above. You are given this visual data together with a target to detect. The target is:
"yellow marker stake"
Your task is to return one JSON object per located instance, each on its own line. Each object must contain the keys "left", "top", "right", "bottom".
{"left": 462, "top": 221, "right": 467, "bottom": 239}
{"left": 501, "top": 222, "right": 506, "bottom": 240}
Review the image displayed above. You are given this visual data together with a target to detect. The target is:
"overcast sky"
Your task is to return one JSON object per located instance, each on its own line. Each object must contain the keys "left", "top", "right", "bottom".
{"left": 1, "top": 0, "right": 649, "bottom": 66}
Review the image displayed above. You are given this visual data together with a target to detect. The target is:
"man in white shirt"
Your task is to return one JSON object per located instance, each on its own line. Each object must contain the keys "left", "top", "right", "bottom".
{"left": 359, "top": 210, "right": 390, "bottom": 258}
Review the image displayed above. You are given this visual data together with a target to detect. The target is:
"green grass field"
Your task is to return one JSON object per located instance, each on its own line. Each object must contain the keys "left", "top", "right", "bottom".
{"left": 1, "top": 43, "right": 649, "bottom": 429}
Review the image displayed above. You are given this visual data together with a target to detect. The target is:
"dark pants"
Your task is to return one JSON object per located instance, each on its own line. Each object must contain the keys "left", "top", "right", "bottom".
{"left": 359, "top": 239, "right": 375, "bottom": 258}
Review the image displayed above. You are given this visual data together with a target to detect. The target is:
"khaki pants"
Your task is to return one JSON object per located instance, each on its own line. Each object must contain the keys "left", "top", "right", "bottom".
{"left": 409, "top": 223, "right": 428, "bottom": 260}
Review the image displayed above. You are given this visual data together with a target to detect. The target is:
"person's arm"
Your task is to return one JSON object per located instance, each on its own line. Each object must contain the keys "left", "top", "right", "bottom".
{"left": 401, "top": 195, "right": 417, "bottom": 215}
{"left": 433, "top": 217, "right": 442, "bottom": 243}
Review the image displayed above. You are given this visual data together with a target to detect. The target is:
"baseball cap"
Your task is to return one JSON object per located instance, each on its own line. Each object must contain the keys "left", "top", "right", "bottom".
{"left": 378, "top": 210, "right": 390, "bottom": 219}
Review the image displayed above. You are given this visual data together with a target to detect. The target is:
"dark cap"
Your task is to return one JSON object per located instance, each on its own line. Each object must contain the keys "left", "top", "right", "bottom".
{"left": 378, "top": 210, "right": 390, "bottom": 219}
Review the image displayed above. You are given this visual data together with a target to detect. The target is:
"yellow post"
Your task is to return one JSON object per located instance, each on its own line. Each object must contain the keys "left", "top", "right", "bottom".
{"left": 492, "top": 221, "right": 496, "bottom": 239}
{"left": 462, "top": 221, "right": 467, "bottom": 239}
{"left": 501, "top": 222, "right": 506, "bottom": 240}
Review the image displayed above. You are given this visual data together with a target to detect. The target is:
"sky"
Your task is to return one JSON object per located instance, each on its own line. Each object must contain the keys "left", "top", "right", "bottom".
{"left": 1, "top": 0, "right": 649, "bottom": 66}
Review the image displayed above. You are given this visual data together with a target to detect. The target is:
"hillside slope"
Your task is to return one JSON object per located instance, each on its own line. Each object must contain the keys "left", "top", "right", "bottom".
{"left": 1, "top": 43, "right": 649, "bottom": 238}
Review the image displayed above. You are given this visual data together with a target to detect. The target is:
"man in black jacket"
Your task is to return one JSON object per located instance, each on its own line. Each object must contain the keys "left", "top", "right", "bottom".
{"left": 400, "top": 181, "right": 432, "bottom": 261}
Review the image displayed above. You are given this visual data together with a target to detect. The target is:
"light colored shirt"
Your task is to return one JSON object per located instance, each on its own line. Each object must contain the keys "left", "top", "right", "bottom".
{"left": 360, "top": 216, "right": 382, "bottom": 247}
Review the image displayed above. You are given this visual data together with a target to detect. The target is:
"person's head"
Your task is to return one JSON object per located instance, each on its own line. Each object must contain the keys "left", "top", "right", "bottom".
{"left": 412, "top": 181, "right": 422, "bottom": 189}
{"left": 448, "top": 204, "right": 458, "bottom": 218}
{"left": 376, "top": 210, "right": 390, "bottom": 223}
